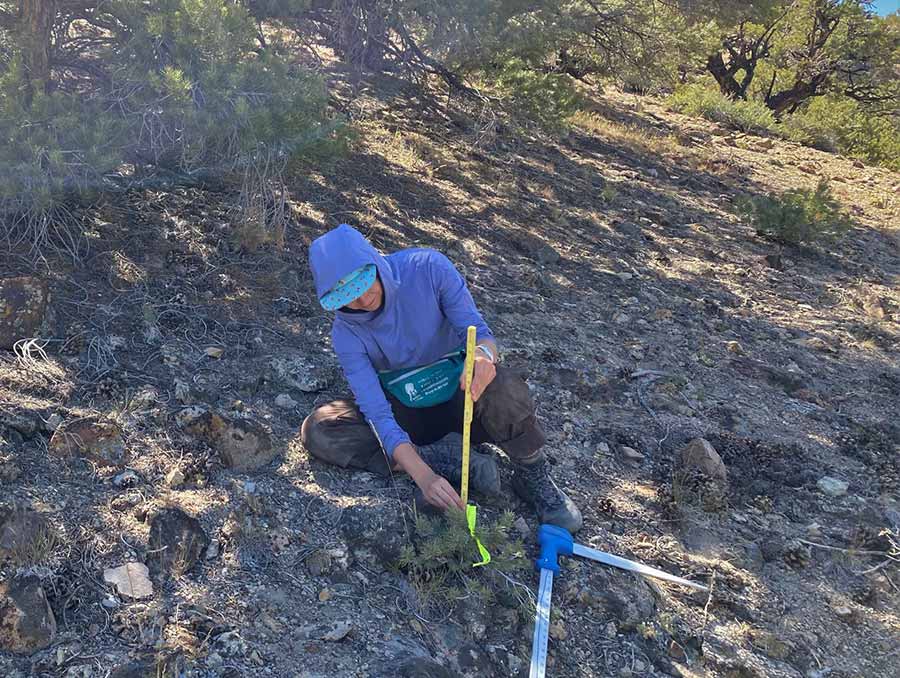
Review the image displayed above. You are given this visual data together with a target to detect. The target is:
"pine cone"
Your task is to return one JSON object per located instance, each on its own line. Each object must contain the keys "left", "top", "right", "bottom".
{"left": 751, "top": 494, "right": 774, "bottom": 513}
{"left": 673, "top": 467, "right": 727, "bottom": 512}
{"left": 783, "top": 540, "right": 811, "bottom": 569}
{"left": 657, "top": 487, "right": 679, "bottom": 520}
{"left": 597, "top": 496, "right": 617, "bottom": 516}
{"left": 91, "top": 375, "right": 122, "bottom": 401}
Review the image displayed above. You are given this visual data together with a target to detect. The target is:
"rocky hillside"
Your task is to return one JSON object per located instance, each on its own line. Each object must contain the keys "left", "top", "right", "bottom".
{"left": 1, "top": 76, "right": 899, "bottom": 678}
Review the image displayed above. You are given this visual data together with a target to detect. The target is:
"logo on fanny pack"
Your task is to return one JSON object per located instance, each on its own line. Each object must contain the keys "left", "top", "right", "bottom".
{"left": 404, "top": 383, "right": 419, "bottom": 401}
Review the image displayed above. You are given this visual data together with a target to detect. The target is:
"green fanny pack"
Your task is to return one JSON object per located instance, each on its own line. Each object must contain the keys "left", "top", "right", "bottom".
{"left": 378, "top": 349, "right": 465, "bottom": 408}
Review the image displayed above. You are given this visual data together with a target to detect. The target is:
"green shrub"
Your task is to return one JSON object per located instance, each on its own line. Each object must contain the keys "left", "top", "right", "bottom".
{"left": 670, "top": 83, "right": 777, "bottom": 134}
{"left": 781, "top": 96, "right": 900, "bottom": 171}
{"left": 738, "top": 181, "right": 853, "bottom": 246}
{"left": 397, "top": 509, "right": 527, "bottom": 613}
{"left": 487, "top": 58, "right": 583, "bottom": 130}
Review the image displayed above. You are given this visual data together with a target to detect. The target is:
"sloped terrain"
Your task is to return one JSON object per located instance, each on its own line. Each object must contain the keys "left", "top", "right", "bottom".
{"left": 1, "top": 76, "right": 898, "bottom": 678}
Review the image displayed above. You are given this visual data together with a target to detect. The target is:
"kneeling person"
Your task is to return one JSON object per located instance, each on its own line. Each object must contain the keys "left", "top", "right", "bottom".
{"left": 301, "top": 224, "right": 581, "bottom": 533}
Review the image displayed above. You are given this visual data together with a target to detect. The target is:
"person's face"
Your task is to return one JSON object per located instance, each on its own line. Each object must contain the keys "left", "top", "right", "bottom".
{"left": 345, "top": 277, "right": 383, "bottom": 311}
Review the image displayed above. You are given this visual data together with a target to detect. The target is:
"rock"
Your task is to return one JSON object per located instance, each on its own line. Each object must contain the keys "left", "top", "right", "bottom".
{"left": 748, "top": 628, "right": 793, "bottom": 660}
{"left": 49, "top": 418, "right": 127, "bottom": 467}
{"left": 113, "top": 470, "right": 140, "bottom": 488}
{"left": 452, "top": 641, "right": 493, "bottom": 678}
{"left": 340, "top": 502, "right": 407, "bottom": 567}
{"left": 147, "top": 508, "right": 209, "bottom": 576}
{"left": 763, "top": 253, "right": 784, "bottom": 271}
{"left": 103, "top": 562, "right": 153, "bottom": 599}
{"left": 513, "top": 517, "right": 530, "bottom": 539}
{"left": 318, "top": 588, "right": 332, "bottom": 602}
{"left": 0, "top": 505, "right": 53, "bottom": 565}
{"left": 580, "top": 568, "right": 656, "bottom": 631}
{"left": 174, "top": 405, "right": 206, "bottom": 428}
{"left": 204, "top": 346, "right": 224, "bottom": 359}
{"left": 760, "top": 534, "right": 786, "bottom": 563}
{"left": 668, "top": 639, "right": 686, "bottom": 662}
{"left": 549, "top": 621, "right": 567, "bottom": 640}
{"left": 0, "top": 409, "right": 40, "bottom": 438}
{"left": 274, "top": 393, "right": 297, "bottom": 409}
{"left": 0, "top": 277, "right": 49, "bottom": 350}
{"left": 164, "top": 467, "right": 185, "bottom": 488}
{"left": 618, "top": 446, "right": 644, "bottom": 463}
{"left": 0, "top": 575, "right": 57, "bottom": 654}
{"left": 534, "top": 244, "right": 561, "bottom": 266}
{"left": 306, "top": 550, "right": 332, "bottom": 577}
{"left": 725, "top": 340, "right": 744, "bottom": 355}
{"left": 674, "top": 438, "right": 729, "bottom": 510}
{"left": 181, "top": 410, "right": 276, "bottom": 471}
{"left": 817, "top": 476, "right": 849, "bottom": 498}
{"left": 832, "top": 605, "right": 857, "bottom": 624}
{"left": 617, "top": 272, "right": 633, "bottom": 282}
{"left": 269, "top": 356, "right": 331, "bottom": 393}
{"left": 861, "top": 295, "right": 887, "bottom": 320}
{"left": 853, "top": 159, "right": 865, "bottom": 169}
{"left": 321, "top": 621, "right": 353, "bottom": 642}
{"left": 0, "top": 454, "right": 20, "bottom": 483}
{"left": 741, "top": 542, "right": 765, "bottom": 572}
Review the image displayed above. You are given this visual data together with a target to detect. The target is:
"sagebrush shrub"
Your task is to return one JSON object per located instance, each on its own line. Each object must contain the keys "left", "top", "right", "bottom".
{"left": 669, "top": 84, "right": 777, "bottom": 134}
{"left": 738, "top": 181, "right": 852, "bottom": 246}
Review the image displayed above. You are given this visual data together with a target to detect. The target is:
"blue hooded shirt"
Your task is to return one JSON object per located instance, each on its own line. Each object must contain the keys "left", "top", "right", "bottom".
{"left": 308, "top": 224, "right": 495, "bottom": 457}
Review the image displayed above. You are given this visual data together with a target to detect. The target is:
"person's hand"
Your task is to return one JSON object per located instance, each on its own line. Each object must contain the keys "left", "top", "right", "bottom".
{"left": 419, "top": 470, "right": 465, "bottom": 511}
{"left": 459, "top": 355, "right": 496, "bottom": 402}
{"left": 393, "top": 442, "right": 464, "bottom": 511}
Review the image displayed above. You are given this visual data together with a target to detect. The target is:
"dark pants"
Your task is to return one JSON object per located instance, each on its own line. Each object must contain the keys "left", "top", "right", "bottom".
{"left": 301, "top": 367, "right": 546, "bottom": 475}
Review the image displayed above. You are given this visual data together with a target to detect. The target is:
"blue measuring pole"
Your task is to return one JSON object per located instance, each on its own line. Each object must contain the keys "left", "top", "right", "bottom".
{"left": 529, "top": 525, "right": 573, "bottom": 678}
{"left": 528, "top": 525, "right": 708, "bottom": 677}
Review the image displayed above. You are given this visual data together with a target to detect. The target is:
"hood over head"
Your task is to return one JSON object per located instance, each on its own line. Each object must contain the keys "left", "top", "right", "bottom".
{"left": 308, "top": 224, "right": 396, "bottom": 320}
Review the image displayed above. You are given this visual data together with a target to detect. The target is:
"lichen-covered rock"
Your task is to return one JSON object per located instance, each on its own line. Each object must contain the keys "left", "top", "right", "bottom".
{"left": 181, "top": 410, "right": 276, "bottom": 471}
{"left": 0, "top": 505, "right": 53, "bottom": 565}
{"left": 48, "top": 418, "right": 127, "bottom": 467}
{"left": 340, "top": 502, "right": 407, "bottom": 568}
{"left": 269, "top": 356, "right": 332, "bottom": 393}
{"left": 0, "top": 277, "right": 49, "bottom": 350}
{"left": 579, "top": 567, "right": 657, "bottom": 631}
{"left": 147, "top": 508, "right": 209, "bottom": 576}
{"left": 0, "top": 575, "right": 57, "bottom": 654}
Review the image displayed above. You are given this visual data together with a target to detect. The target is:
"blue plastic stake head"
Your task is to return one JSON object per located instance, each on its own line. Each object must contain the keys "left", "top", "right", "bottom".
{"left": 535, "top": 524, "right": 574, "bottom": 574}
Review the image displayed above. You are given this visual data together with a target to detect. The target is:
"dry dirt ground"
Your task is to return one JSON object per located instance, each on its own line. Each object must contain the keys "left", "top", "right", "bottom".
{"left": 1, "top": 73, "right": 899, "bottom": 678}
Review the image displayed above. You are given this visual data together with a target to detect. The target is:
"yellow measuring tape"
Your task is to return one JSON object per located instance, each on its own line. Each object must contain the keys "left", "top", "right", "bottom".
{"left": 461, "top": 325, "right": 490, "bottom": 567}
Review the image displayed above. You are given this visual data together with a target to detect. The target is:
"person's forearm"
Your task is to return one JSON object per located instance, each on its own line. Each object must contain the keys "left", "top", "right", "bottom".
{"left": 392, "top": 442, "right": 432, "bottom": 484}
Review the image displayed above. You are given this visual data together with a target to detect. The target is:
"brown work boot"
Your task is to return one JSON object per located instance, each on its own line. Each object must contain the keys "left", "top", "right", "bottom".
{"left": 512, "top": 457, "right": 583, "bottom": 534}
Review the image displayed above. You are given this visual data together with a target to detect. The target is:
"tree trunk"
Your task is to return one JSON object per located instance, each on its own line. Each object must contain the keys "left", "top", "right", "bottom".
{"left": 18, "top": 0, "right": 57, "bottom": 103}
{"left": 706, "top": 52, "right": 744, "bottom": 100}
{"left": 765, "top": 74, "right": 827, "bottom": 116}
{"left": 331, "top": 0, "right": 386, "bottom": 71}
